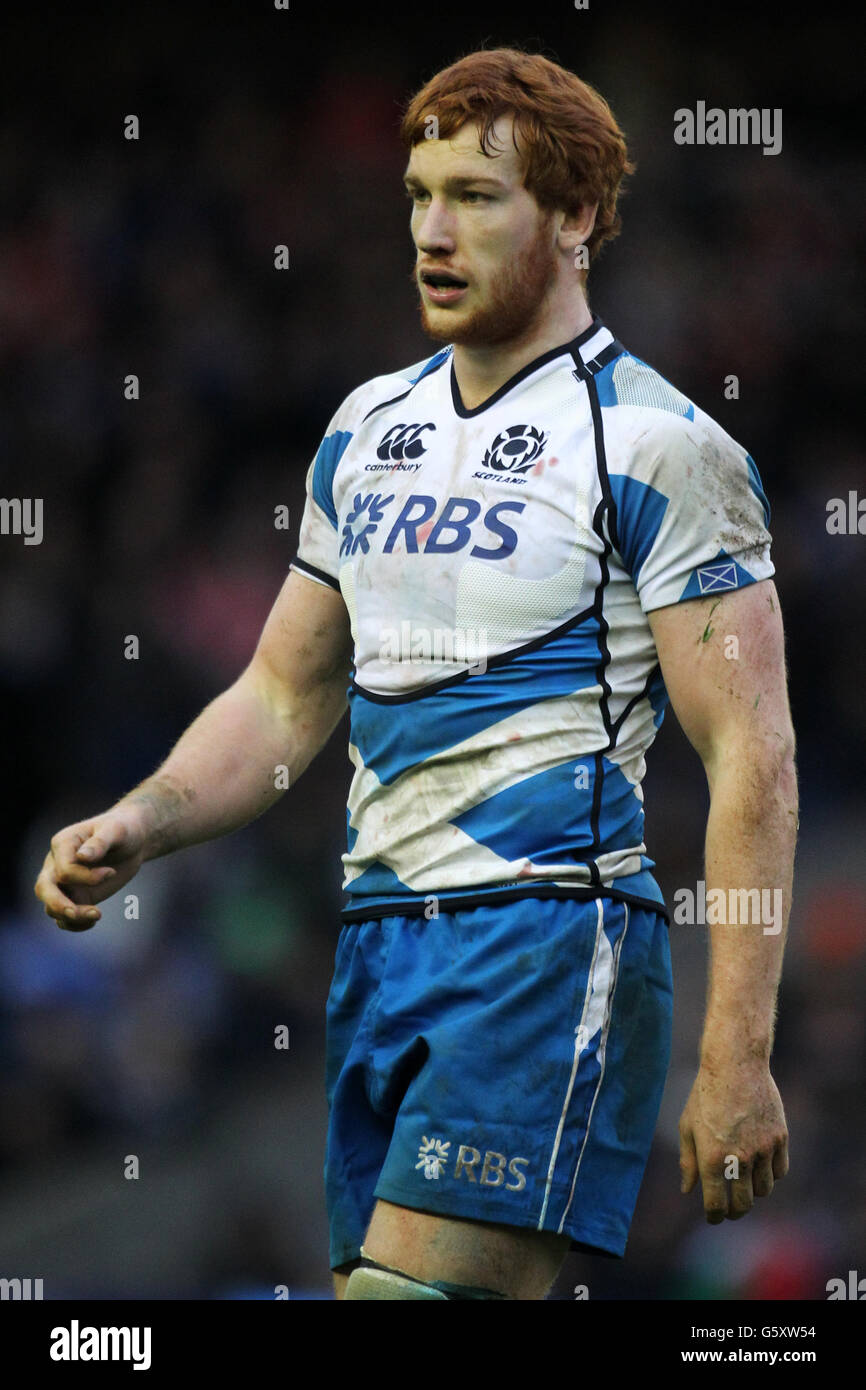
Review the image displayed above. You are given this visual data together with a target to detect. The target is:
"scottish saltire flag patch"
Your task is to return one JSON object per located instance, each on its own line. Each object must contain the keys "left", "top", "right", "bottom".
{"left": 696, "top": 561, "right": 739, "bottom": 593}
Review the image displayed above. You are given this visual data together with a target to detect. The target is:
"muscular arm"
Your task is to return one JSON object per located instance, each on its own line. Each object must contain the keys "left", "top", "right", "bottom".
{"left": 648, "top": 578, "right": 798, "bottom": 1218}
{"left": 36, "top": 569, "right": 353, "bottom": 925}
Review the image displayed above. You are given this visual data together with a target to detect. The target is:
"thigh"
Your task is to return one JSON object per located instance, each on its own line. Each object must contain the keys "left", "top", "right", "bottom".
{"left": 362, "top": 1199, "right": 570, "bottom": 1300}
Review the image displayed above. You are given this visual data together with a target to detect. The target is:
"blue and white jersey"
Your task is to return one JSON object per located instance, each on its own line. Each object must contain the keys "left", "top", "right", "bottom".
{"left": 290, "top": 315, "right": 774, "bottom": 923}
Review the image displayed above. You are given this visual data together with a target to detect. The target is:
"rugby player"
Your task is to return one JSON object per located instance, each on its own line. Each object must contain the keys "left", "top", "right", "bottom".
{"left": 35, "top": 48, "right": 798, "bottom": 1300}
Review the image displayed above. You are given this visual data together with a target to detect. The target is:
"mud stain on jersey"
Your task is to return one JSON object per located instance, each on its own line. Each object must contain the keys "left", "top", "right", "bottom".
{"left": 694, "top": 427, "right": 769, "bottom": 564}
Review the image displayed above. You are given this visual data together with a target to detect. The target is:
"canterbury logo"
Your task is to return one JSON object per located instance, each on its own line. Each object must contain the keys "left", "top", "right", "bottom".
{"left": 376, "top": 422, "right": 436, "bottom": 461}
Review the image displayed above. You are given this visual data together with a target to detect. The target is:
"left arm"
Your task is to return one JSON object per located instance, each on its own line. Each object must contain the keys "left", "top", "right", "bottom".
{"left": 648, "top": 578, "right": 798, "bottom": 1221}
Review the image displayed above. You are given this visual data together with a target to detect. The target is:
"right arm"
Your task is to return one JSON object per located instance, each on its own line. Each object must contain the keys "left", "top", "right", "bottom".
{"left": 35, "top": 569, "right": 353, "bottom": 929}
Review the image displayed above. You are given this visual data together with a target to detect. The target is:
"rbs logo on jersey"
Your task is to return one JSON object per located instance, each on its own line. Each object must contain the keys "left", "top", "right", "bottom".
{"left": 341, "top": 492, "right": 525, "bottom": 560}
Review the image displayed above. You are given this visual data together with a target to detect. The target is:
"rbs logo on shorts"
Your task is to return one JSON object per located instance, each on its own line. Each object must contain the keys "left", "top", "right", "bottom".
{"left": 415, "top": 1135, "right": 529, "bottom": 1190}
{"left": 454, "top": 1145, "right": 529, "bottom": 1191}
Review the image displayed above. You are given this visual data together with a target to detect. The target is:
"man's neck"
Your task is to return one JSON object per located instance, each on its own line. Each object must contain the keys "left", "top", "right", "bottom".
{"left": 451, "top": 296, "right": 594, "bottom": 411}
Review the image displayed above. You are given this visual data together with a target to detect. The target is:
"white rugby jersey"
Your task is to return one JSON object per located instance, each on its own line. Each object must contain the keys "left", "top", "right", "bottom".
{"left": 290, "top": 315, "right": 774, "bottom": 923}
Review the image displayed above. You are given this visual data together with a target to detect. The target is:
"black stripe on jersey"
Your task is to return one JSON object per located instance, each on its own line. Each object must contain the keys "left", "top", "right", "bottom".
{"left": 579, "top": 339, "right": 661, "bottom": 752}
{"left": 611, "top": 662, "right": 663, "bottom": 740}
{"left": 361, "top": 351, "right": 451, "bottom": 424}
{"left": 340, "top": 882, "right": 670, "bottom": 925}
{"left": 571, "top": 340, "right": 662, "bottom": 881}
{"left": 289, "top": 556, "right": 341, "bottom": 591}
{"left": 350, "top": 593, "right": 599, "bottom": 703}
{"left": 570, "top": 344, "right": 622, "bottom": 876}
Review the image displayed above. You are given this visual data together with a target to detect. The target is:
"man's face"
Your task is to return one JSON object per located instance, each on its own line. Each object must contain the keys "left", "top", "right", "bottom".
{"left": 405, "top": 115, "right": 560, "bottom": 348}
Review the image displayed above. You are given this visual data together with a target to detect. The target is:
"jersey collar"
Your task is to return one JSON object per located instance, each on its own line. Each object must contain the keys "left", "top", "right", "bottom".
{"left": 449, "top": 313, "right": 613, "bottom": 418}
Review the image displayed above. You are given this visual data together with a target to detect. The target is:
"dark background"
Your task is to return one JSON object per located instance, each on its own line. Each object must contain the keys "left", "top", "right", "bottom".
{"left": 1, "top": 1, "right": 863, "bottom": 1299}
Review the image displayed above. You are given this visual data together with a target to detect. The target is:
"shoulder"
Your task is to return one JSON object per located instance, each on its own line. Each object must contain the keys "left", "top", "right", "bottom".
{"left": 305, "top": 347, "right": 454, "bottom": 511}
{"left": 595, "top": 347, "right": 697, "bottom": 425}
{"left": 326, "top": 347, "right": 453, "bottom": 435}
{"left": 598, "top": 349, "right": 764, "bottom": 506}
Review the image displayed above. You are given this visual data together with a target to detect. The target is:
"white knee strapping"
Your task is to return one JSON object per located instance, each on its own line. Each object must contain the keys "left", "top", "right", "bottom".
{"left": 343, "top": 1246, "right": 508, "bottom": 1300}
{"left": 344, "top": 1265, "right": 450, "bottom": 1300}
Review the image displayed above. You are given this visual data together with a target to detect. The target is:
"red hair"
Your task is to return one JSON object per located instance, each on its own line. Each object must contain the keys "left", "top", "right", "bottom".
{"left": 400, "top": 47, "right": 635, "bottom": 269}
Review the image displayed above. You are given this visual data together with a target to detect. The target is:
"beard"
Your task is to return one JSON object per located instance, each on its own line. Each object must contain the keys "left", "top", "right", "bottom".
{"left": 411, "top": 213, "right": 559, "bottom": 348}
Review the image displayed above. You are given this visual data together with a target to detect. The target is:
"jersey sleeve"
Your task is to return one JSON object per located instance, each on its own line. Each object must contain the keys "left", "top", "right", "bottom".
{"left": 289, "top": 411, "right": 354, "bottom": 591}
{"left": 608, "top": 409, "right": 775, "bottom": 612}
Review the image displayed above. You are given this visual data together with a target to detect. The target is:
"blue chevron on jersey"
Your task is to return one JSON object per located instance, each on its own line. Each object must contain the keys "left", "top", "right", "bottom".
{"left": 289, "top": 315, "right": 775, "bottom": 921}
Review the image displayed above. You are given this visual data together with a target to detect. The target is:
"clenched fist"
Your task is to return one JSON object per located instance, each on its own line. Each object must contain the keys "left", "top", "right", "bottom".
{"left": 34, "top": 809, "right": 149, "bottom": 930}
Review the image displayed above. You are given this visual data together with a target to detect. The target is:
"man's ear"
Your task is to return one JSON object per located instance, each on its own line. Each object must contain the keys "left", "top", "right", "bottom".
{"left": 555, "top": 203, "right": 598, "bottom": 277}
{"left": 560, "top": 200, "right": 599, "bottom": 253}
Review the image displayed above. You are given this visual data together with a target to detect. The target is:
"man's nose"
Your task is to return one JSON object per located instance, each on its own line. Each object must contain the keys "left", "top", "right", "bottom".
{"left": 415, "top": 199, "right": 457, "bottom": 251}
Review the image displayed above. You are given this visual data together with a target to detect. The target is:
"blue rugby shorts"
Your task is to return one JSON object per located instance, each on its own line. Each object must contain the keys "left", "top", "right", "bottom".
{"left": 324, "top": 894, "right": 672, "bottom": 1270}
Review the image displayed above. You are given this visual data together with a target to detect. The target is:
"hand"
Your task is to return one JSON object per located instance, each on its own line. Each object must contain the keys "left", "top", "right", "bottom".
{"left": 678, "top": 1059, "right": 789, "bottom": 1222}
{"left": 34, "top": 809, "right": 149, "bottom": 931}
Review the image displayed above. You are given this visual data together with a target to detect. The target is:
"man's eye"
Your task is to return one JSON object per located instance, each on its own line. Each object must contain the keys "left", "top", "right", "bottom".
{"left": 405, "top": 190, "right": 490, "bottom": 203}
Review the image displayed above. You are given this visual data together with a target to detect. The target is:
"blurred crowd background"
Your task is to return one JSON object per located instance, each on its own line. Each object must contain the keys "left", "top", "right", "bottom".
{"left": 1, "top": 2, "right": 863, "bottom": 1299}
